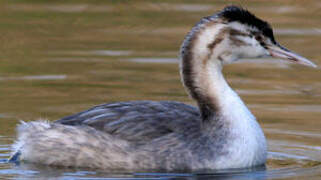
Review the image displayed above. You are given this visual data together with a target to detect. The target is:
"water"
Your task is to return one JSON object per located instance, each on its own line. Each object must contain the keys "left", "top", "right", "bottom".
{"left": 0, "top": 0, "right": 320, "bottom": 179}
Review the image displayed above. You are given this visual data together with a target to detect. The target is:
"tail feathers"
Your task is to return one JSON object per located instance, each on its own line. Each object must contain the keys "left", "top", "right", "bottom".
{"left": 10, "top": 120, "right": 50, "bottom": 155}
{"left": 16, "top": 120, "right": 51, "bottom": 137}
{"left": 9, "top": 120, "right": 51, "bottom": 163}
{"left": 9, "top": 120, "right": 134, "bottom": 169}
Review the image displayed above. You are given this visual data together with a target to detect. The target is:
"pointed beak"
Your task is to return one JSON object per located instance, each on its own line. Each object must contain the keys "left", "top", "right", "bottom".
{"left": 267, "top": 43, "right": 317, "bottom": 68}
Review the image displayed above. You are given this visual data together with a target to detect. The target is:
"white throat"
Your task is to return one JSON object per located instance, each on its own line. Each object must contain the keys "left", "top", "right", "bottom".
{"left": 197, "top": 56, "right": 267, "bottom": 169}
{"left": 180, "top": 22, "right": 267, "bottom": 168}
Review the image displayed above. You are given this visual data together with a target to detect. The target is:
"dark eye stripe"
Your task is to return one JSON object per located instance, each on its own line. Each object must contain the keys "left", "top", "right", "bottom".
{"left": 229, "top": 29, "right": 253, "bottom": 46}
{"left": 229, "top": 29, "right": 249, "bottom": 37}
{"left": 229, "top": 36, "right": 250, "bottom": 46}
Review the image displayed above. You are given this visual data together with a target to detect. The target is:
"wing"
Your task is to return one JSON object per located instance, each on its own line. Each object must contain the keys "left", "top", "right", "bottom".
{"left": 55, "top": 101, "right": 201, "bottom": 143}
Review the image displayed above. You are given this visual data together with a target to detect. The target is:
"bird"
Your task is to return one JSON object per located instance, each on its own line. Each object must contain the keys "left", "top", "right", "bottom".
{"left": 9, "top": 5, "right": 316, "bottom": 171}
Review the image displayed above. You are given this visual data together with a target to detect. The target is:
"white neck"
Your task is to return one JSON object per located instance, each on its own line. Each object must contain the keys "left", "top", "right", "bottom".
{"left": 180, "top": 23, "right": 250, "bottom": 122}
{"left": 180, "top": 22, "right": 267, "bottom": 168}
{"left": 184, "top": 53, "right": 254, "bottom": 125}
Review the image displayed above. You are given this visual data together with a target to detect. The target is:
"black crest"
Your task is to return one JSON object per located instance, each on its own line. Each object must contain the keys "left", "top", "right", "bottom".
{"left": 217, "top": 5, "right": 276, "bottom": 43}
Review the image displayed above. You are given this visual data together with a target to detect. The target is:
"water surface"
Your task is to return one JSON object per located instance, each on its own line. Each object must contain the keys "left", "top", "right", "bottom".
{"left": 0, "top": 0, "right": 320, "bottom": 179}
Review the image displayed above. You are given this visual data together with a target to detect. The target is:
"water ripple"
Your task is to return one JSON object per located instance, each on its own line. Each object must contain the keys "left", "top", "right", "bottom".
{"left": 0, "top": 75, "right": 67, "bottom": 81}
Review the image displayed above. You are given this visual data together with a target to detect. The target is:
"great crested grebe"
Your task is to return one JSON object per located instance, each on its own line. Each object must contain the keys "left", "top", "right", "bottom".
{"left": 10, "top": 6, "right": 316, "bottom": 171}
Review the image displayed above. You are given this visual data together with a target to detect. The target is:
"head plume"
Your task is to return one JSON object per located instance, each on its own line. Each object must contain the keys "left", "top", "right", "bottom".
{"left": 217, "top": 5, "right": 276, "bottom": 43}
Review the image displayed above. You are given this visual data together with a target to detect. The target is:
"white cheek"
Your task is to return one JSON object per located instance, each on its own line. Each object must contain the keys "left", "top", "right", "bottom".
{"left": 234, "top": 37, "right": 268, "bottom": 58}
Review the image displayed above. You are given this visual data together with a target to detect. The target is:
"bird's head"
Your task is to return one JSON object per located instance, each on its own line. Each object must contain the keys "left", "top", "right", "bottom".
{"left": 181, "top": 5, "right": 316, "bottom": 67}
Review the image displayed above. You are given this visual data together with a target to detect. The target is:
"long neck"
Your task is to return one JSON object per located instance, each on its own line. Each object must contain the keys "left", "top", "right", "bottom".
{"left": 180, "top": 23, "right": 267, "bottom": 167}
{"left": 180, "top": 23, "right": 252, "bottom": 125}
{"left": 181, "top": 53, "right": 232, "bottom": 122}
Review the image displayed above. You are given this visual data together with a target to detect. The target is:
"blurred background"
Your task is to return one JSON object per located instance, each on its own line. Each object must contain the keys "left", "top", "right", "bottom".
{"left": 0, "top": 0, "right": 320, "bottom": 179}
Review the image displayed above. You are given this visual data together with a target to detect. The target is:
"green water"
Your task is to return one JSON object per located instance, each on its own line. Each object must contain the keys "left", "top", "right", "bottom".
{"left": 0, "top": 0, "right": 320, "bottom": 179}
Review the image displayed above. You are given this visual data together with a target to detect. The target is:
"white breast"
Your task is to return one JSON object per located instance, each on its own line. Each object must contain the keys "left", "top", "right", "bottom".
{"left": 214, "top": 87, "right": 267, "bottom": 169}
